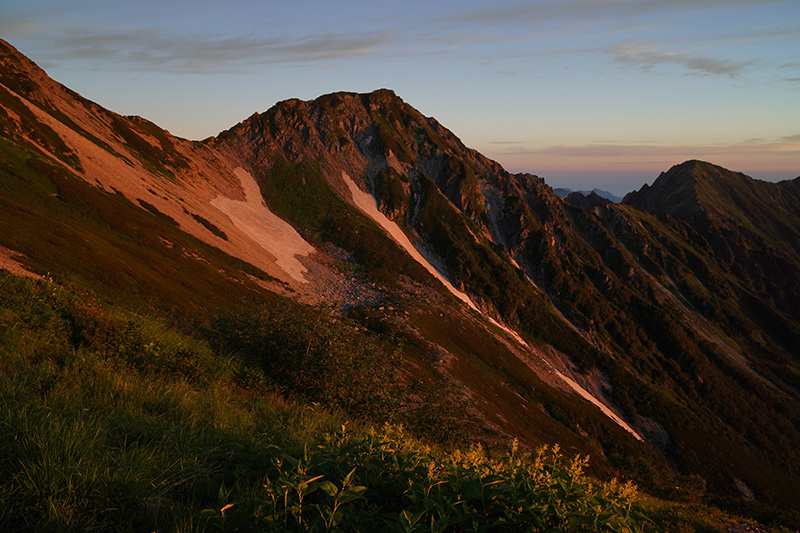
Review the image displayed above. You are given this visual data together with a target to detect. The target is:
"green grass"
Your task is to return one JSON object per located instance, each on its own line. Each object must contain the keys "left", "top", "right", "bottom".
{"left": 0, "top": 271, "right": 672, "bottom": 532}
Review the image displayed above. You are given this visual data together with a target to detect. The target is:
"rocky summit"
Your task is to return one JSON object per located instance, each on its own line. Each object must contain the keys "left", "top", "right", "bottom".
{"left": 2, "top": 37, "right": 800, "bottom": 529}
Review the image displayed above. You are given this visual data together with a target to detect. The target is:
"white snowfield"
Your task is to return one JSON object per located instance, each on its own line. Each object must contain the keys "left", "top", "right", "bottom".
{"left": 212, "top": 168, "right": 315, "bottom": 283}
{"left": 342, "top": 171, "right": 643, "bottom": 442}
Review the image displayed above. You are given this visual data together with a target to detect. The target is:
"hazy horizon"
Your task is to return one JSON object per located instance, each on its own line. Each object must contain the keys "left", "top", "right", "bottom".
{"left": 508, "top": 166, "right": 799, "bottom": 197}
{"left": 3, "top": 0, "right": 798, "bottom": 193}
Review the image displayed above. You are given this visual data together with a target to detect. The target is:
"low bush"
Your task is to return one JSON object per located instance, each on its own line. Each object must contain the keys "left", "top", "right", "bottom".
{"left": 205, "top": 301, "right": 402, "bottom": 419}
{"left": 202, "top": 428, "right": 646, "bottom": 532}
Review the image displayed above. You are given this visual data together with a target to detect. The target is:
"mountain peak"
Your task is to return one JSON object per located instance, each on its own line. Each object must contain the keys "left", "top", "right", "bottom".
{"left": 622, "top": 159, "right": 745, "bottom": 219}
{"left": 266, "top": 89, "right": 403, "bottom": 112}
{"left": 623, "top": 160, "right": 800, "bottom": 263}
{"left": 623, "top": 160, "right": 698, "bottom": 218}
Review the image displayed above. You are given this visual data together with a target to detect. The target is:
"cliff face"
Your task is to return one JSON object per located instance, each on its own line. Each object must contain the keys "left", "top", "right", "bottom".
{"left": 3, "top": 38, "right": 800, "bottom": 511}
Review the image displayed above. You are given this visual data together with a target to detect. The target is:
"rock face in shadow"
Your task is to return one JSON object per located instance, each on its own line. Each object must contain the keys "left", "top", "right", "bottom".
{"left": 565, "top": 191, "right": 612, "bottom": 209}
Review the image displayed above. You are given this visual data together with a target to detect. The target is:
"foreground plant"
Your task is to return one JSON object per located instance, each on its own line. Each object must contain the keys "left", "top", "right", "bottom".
{"left": 198, "top": 426, "right": 646, "bottom": 532}
{"left": 0, "top": 273, "right": 652, "bottom": 531}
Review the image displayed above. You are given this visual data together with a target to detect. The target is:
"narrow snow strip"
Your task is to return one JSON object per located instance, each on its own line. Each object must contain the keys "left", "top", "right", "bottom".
{"left": 344, "top": 173, "right": 528, "bottom": 346}
{"left": 547, "top": 364, "right": 644, "bottom": 441}
{"left": 343, "top": 171, "right": 479, "bottom": 309}
{"left": 211, "top": 168, "right": 315, "bottom": 283}
{"left": 342, "top": 172, "right": 643, "bottom": 442}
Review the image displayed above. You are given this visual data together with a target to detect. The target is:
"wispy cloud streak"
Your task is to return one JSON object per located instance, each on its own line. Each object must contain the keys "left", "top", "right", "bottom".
{"left": 445, "top": 0, "right": 793, "bottom": 79}
{"left": 47, "top": 28, "right": 395, "bottom": 73}
{"left": 493, "top": 136, "right": 800, "bottom": 159}
{"left": 9, "top": 0, "right": 796, "bottom": 81}
{"left": 450, "top": 0, "right": 792, "bottom": 27}
{"left": 607, "top": 43, "right": 755, "bottom": 77}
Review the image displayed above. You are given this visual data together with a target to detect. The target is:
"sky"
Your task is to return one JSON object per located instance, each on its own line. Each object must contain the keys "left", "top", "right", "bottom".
{"left": 2, "top": 0, "right": 799, "bottom": 194}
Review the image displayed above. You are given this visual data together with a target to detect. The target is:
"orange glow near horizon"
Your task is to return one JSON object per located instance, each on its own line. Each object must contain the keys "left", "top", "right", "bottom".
{"left": 484, "top": 139, "right": 800, "bottom": 192}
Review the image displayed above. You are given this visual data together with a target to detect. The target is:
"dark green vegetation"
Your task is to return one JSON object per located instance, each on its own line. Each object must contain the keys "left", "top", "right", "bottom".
{"left": 214, "top": 92, "right": 800, "bottom": 527}
{"left": 189, "top": 211, "right": 229, "bottom": 241}
{"left": 0, "top": 273, "right": 777, "bottom": 532}
{"left": 205, "top": 301, "right": 403, "bottom": 425}
{"left": 0, "top": 274, "right": 647, "bottom": 531}
{"left": 217, "top": 89, "right": 800, "bottom": 517}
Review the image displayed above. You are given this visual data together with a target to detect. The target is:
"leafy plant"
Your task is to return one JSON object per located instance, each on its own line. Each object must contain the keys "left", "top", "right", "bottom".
{"left": 0, "top": 272, "right": 779, "bottom": 531}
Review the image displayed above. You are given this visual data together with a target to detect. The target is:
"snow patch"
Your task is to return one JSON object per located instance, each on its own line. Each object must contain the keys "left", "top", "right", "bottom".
{"left": 342, "top": 171, "right": 478, "bottom": 309}
{"left": 734, "top": 478, "right": 755, "bottom": 501}
{"left": 211, "top": 168, "right": 315, "bottom": 283}
{"left": 546, "top": 364, "right": 644, "bottom": 441}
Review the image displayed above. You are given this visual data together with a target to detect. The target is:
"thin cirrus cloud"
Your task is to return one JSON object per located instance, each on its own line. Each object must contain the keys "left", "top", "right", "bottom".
{"left": 42, "top": 28, "right": 760, "bottom": 81}
{"left": 45, "top": 28, "right": 396, "bottom": 73}
{"left": 11, "top": 0, "right": 795, "bottom": 83}
{"left": 606, "top": 43, "right": 756, "bottom": 77}
{"left": 450, "top": 0, "right": 792, "bottom": 26}
{"left": 492, "top": 136, "right": 800, "bottom": 159}
{"left": 445, "top": 0, "right": 795, "bottom": 79}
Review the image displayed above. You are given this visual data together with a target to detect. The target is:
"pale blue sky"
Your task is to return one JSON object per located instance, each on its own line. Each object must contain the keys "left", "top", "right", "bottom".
{"left": 2, "top": 0, "right": 799, "bottom": 194}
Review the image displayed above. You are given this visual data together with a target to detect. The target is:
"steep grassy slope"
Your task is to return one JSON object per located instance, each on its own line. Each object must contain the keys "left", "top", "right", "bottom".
{"left": 0, "top": 138, "right": 276, "bottom": 318}
{"left": 1, "top": 41, "right": 657, "bottom": 496}
{"left": 213, "top": 94, "right": 670, "bottom": 478}
{"left": 0, "top": 39, "right": 324, "bottom": 289}
{"left": 0, "top": 272, "right": 781, "bottom": 532}
{"left": 0, "top": 273, "right": 634, "bottom": 532}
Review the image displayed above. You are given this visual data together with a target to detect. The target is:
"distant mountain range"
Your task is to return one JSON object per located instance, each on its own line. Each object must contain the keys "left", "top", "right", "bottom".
{"left": 2, "top": 38, "right": 800, "bottom": 527}
{"left": 553, "top": 187, "right": 623, "bottom": 203}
